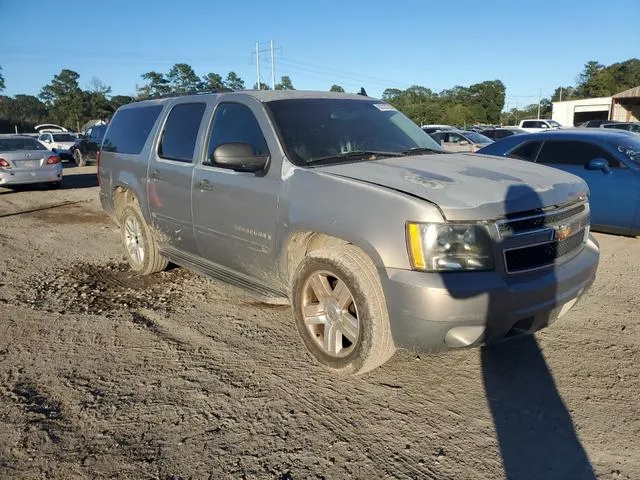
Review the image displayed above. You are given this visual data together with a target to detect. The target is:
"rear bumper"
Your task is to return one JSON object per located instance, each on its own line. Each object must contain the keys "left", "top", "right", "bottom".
{"left": 0, "top": 166, "right": 62, "bottom": 186}
{"left": 382, "top": 235, "right": 599, "bottom": 352}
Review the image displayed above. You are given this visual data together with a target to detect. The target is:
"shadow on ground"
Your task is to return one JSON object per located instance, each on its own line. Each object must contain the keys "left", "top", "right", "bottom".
{"left": 441, "top": 183, "right": 595, "bottom": 479}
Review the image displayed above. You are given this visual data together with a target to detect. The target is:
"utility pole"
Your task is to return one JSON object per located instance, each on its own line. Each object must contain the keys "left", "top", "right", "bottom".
{"left": 255, "top": 42, "right": 261, "bottom": 89}
{"left": 270, "top": 40, "right": 276, "bottom": 90}
{"left": 537, "top": 88, "right": 542, "bottom": 119}
{"left": 559, "top": 87, "right": 563, "bottom": 102}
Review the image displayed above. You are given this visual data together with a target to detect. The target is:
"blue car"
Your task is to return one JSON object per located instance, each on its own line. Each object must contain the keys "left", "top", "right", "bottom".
{"left": 478, "top": 129, "right": 640, "bottom": 236}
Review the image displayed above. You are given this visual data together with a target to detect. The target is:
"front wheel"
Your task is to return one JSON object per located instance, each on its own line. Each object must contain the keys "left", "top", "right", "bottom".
{"left": 73, "top": 149, "right": 86, "bottom": 167}
{"left": 291, "top": 245, "right": 395, "bottom": 375}
{"left": 119, "top": 205, "right": 168, "bottom": 275}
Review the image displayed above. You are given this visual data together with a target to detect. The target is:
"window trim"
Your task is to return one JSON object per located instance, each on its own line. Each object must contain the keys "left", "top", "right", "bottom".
{"left": 199, "top": 100, "right": 271, "bottom": 173}
{"left": 156, "top": 101, "right": 207, "bottom": 164}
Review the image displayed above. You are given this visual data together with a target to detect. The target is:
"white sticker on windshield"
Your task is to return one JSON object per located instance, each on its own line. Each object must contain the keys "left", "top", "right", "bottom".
{"left": 373, "top": 103, "right": 396, "bottom": 112}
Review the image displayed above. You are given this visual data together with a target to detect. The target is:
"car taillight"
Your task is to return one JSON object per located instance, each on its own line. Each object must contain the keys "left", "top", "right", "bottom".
{"left": 0, "top": 158, "right": 10, "bottom": 168}
{"left": 96, "top": 149, "right": 102, "bottom": 186}
{"left": 47, "top": 155, "right": 61, "bottom": 165}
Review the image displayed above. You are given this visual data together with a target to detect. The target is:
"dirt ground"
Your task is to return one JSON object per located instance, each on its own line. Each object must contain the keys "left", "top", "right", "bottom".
{"left": 0, "top": 165, "right": 638, "bottom": 479}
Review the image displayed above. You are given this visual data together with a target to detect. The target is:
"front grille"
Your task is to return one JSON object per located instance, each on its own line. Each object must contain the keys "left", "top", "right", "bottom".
{"left": 498, "top": 203, "right": 586, "bottom": 237}
{"left": 504, "top": 229, "right": 585, "bottom": 273}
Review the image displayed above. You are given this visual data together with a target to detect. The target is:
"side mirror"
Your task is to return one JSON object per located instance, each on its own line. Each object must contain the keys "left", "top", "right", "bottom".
{"left": 587, "top": 158, "right": 611, "bottom": 173}
{"left": 212, "top": 143, "right": 268, "bottom": 172}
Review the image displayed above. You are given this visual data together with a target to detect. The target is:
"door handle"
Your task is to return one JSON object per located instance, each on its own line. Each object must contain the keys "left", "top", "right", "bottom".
{"left": 198, "top": 179, "right": 215, "bottom": 191}
{"left": 149, "top": 169, "right": 162, "bottom": 181}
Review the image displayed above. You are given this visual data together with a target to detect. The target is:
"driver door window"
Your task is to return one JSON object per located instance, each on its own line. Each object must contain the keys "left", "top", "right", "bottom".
{"left": 205, "top": 103, "right": 269, "bottom": 167}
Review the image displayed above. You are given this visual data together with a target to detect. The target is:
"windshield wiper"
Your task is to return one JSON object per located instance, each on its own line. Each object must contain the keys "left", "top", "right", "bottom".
{"left": 403, "top": 147, "right": 446, "bottom": 155}
{"left": 307, "top": 150, "right": 406, "bottom": 164}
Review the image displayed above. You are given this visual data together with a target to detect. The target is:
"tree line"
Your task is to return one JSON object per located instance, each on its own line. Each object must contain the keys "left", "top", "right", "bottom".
{"left": 0, "top": 58, "right": 638, "bottom": 133}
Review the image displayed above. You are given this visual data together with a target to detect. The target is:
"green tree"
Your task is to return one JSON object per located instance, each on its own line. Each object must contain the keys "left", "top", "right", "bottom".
{"left": 202, "top": 72, "right": 225, "bottom": 91}
{"left": 0, "top": 66, "right": 5, "bottom": 92}
{"left": 166, "top": 63, "right": 202, "bottom": 94}
{"left": 275, "top": 75, "right": 295, "bottom": 90}
{"left": 330, "top": 84, "right": 345, "bottom": 92}
{"left": 110, "top": 95, "right": 134, "bottom": 112}
{"left": 0, "top": 94, "right": 49, "bottom": 132}
{"left": 137, "top": 71, "right": 170, "bottom": 98}
{"left": 551, "top": 86, "right": 575, "bottom": 102}
{"left": 253, "top": 82, "right": 270, "bottom": 90}
{"left": 39, "top": 69, "right": 86, "bottom": 131}
{"left": 225, "top": 71, "right": 245, "bottom": 90}
{"left": 85, "top": 77, "right": 112, "bottom": 120}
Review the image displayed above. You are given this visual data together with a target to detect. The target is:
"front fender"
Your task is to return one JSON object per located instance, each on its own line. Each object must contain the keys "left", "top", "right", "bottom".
{"left": 277, "top": 169, "right": 444, "bottom": 281}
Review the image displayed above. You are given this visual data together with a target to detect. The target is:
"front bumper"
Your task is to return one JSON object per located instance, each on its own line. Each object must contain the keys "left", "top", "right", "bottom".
{"left": 0, "top": 165, "right": 62, "bottom": 186}
{"left": 382, "top": 235, "right": 599, "bottom": 352}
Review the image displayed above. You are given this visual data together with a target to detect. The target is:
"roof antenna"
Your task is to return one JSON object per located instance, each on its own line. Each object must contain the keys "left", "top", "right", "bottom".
{"left": 358, "top": 87, "right": 368, "bottom": 97}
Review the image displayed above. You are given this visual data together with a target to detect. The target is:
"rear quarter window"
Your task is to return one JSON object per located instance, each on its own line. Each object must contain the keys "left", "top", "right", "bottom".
{"left": 102, "top": 105, "right": 163, "bottom": 154}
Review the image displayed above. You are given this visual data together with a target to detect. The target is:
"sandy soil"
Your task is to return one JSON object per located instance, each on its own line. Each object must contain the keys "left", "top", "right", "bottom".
{"left": 0, "top": 165, "right": 638, "bottom": 479}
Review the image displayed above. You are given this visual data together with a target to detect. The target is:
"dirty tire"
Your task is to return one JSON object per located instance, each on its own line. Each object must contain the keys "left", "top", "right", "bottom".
{"left": 292, "top": 244, "right": 395, "bottom": 375}
{"left": 119, "top": 205, "right": 168, "bottom": 275}
{"left": 73, "top": 149, "right": 86, "bottom": 167}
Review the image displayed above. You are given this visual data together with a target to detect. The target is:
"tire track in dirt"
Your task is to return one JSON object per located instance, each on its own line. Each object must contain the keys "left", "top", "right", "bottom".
{"left": 135, "top": 308, "right": 441, "bottom": 479}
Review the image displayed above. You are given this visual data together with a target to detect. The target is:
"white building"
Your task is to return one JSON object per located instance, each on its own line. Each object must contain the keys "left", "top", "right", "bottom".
{"left": 552, "top": 97, "right": 612, "bottom": 126}
{"left": 552, "top": 86, "right": 640, "bottom": 126}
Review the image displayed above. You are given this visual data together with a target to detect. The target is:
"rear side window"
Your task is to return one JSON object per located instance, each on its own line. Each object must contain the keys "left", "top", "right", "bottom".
{"left": 158, "top": 102, "right": 206, "bottom": 162}
{"left": 205, "top": 103, "right": 269, "bottom": 166}
{"left": 102, "top": 105, "right": 163, "bottom": 154}
{"left": 537, "top": 140, "right": 620, "bottom": 167}
{"left": 507, "top": 141, "right": 542, "bottom": 161}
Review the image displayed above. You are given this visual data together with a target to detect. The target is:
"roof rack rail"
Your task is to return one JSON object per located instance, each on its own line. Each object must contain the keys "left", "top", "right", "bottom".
{"left": 144, "top": 88, "right": 235, "bottom": 101}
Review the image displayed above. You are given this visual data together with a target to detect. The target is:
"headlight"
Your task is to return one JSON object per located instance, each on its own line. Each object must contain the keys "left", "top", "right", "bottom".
{"left": 407, "top": 222, "right": 494, "bottom": 272}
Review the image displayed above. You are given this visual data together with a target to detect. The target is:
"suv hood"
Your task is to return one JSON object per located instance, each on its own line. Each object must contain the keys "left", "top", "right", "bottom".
{"left": 317, "top": 153, "right": 588, "bottom": 221}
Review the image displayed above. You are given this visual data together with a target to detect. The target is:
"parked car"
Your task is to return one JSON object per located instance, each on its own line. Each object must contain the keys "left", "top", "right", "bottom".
{"left": 579, "top": 119, "right": 617, "bottom": 128}
{"left": 481, "top": 127, "right": 528, "bottom": 141}
{"left": 0, "top": 134, "right": 63, "bottom": 188}
{"left": 421, "top": 124, "right": 454, "bottom": 134}
{"left": 38, "top": 132, "right": 77, "bottom": 161}
{"left": 69, "top": 124, "right": 107, "bottom": 166}
{"left": 602, "top": 122, "right": 640, "bottom": 134}
{"left": 478, "top": 129, "right": 640, "bottom": 236}
{"left": 518, "top": 119, "right": 563, "bottom": 132}
{"left": 429, "top": 129, "right": 493, "bottom": 152}
{"left": 98, "top": 91, "right": 598, "bottom": 374}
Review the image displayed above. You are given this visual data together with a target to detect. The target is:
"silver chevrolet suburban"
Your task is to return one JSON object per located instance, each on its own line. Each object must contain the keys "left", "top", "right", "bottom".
{"left": 98, "top": 91, "right": 599, "bottom": 375}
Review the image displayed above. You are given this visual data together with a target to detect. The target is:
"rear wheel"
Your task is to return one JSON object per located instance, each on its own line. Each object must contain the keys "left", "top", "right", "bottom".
{"left": 119, "top": 205, "right": 168, "bottom": 275}
{"left": 73, "top": 149, "right": 86, "bottom": 167}
{"left": 291, "top": 244, "right": 395, "bottom": 375}
{"left": 45, "top": 181, "right": 62, "bottom": 190}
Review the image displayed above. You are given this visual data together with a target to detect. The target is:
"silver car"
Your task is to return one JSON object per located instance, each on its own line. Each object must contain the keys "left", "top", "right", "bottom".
{"left": 430, "top": 129, "right": 493, "bottom": 152}
{"left": 0, "top": 135, "right": 63, "bottom": 188}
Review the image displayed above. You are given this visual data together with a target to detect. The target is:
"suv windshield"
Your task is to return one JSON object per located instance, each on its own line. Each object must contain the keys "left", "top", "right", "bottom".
{"left": 52, "top": 133, "right": 76, "bottom": 142}
{"left": 614, "top": 137, "right": 640, "bottom": 165}
{"left": 266, "top": 98, "right": 443, "bottom": 166}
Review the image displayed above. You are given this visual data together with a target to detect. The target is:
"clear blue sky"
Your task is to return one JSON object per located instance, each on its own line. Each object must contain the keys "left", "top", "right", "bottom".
{"left": 1, "top": 0, "right": 638, "bottom": 107}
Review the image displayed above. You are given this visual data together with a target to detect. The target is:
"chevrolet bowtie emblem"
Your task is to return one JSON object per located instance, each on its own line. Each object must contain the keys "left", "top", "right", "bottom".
{"left": 555, "top": 224, "right": 573, "bottom": 241}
